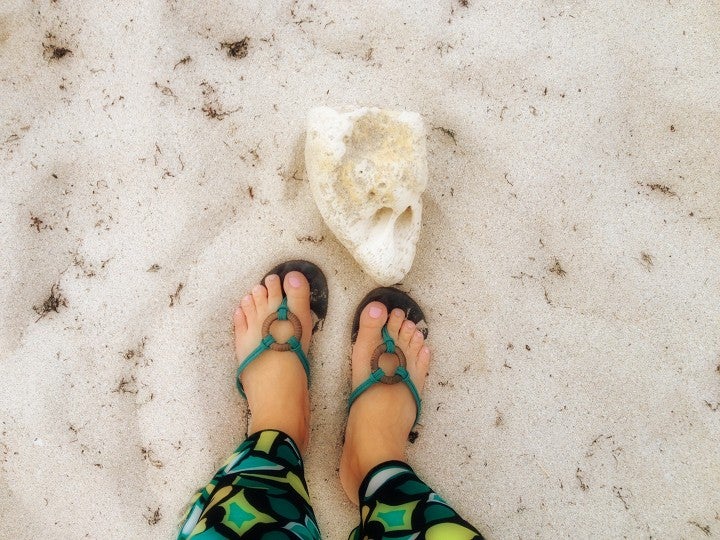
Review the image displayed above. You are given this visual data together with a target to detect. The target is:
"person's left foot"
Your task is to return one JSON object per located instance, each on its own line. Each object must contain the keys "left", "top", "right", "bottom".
{"left": 233, "top": 272, "right": 314, "bottom": 454}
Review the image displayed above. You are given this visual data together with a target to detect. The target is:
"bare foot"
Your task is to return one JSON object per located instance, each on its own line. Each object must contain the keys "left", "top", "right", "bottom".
{"left": 339, "top": 301, "right": 431, "bottom": 504}
{"left": 233, "top": 271, "right": 314, "bottom": 454}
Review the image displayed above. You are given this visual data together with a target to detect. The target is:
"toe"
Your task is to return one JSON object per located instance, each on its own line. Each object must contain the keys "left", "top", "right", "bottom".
{"left": 252, "top": 283, "right": 268, "bottom": 311}
{"left": 351, "top": 301, "right": 388, "bottom": 385}
{"left": 411, "top": 345, "right": 431, "bottom": 392}
{"left": 241, "top": 294, "right": 256, "bottom": 320}
{"left": 409, "top": 330, "right": 424, "bottom": 356}
{"left": 398, "top": 320, "right": 416, "bottom": 349}
{"left": 358, "top": 301, "right": 388, "bottom": 336}
{"left": 418, "top": 345, "right": 431, "bottom": 369}
{"left": 284, "top": 271, "right": 313, "bottom": 347}
{"left": 233, "top": 304, "right": 247, "bottom": 334}
{"left": 386, "top": 308, "right": 405, "bottom": 341}
{"left": 284, "top": 271, "right": 310, "bottom": 313}
{"left": 265, "top": 274, "right": 283, "bottom": 309}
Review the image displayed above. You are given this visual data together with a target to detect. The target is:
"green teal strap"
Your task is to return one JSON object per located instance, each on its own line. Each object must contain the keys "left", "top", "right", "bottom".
{"left": 277, "top": 297, "right": 289, "bottom": 321}
{"left": 347, "top": 367, "right": 422, "bottom": 425}
{"left": 235, "top": 297, "right": 310, "bottom": 399}
{"left": 287, "top": 335, "right": 311, "bottom": 383}
{"left": 395, "top": 366, "right": 422, "bottom": 423}
{"left": 348, "top": 369, "right": 386, "bottom": 409}
{"left": 235, "top": 334, "right": 275, "bottom": 398}
{"left": 381, "top": 326, "right": 395, "bottom": 353}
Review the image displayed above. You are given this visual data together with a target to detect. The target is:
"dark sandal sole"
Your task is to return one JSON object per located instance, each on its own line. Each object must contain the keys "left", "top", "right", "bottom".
{"left": 263, "top": 260, "right": 329, "bottom": 331}
{"left": 351, "top": 286, "right": 428, "bottom": 343}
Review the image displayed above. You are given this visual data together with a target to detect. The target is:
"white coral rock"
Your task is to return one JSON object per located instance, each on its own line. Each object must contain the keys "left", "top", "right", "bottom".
{"left": 305, "top": 107, "right": 428, "bottom": 286}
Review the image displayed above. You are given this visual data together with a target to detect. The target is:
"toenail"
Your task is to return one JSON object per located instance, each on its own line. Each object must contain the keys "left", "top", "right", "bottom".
{"left": 392, "top": 308, "right": 404, "bottom": 318}
{"left": 242, "top": 295, "right": 252, "bottom": 304}
{"left": 266, "top": 274, "right": 278, "bottom": 282}
{"left": 369, "top": 306, "right": 383, "bottom": 318}
{"left": 414, "top": 330, "right": 423, "bottom": 340}
{"left": 288, "top": 274, "right": 302, "bottom": 288}
{"left": 253, "top": 284, "right": 264, "bottom": 294}
{"left": 422, "top": 346, "right": 430, "bottom": 355}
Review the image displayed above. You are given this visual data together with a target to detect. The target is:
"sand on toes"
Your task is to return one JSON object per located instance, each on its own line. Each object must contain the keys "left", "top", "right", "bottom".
{"left": 340, "top": 301, "right": 431, "bottom": 504}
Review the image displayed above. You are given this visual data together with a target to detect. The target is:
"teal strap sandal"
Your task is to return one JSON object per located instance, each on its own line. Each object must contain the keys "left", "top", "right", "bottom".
{"left": 235, "top": 260, "right": 328, "bottom": 398}
{"left": 347, "top": 287, "right": 428, "bottom": 426}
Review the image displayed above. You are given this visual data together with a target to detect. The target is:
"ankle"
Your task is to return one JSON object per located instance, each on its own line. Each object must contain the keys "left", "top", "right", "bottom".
{"left": 346, "top": 421, "right": 405, "bottom": 479}
{"left": 249, "top": 417, "right": 308, "bottom": 453}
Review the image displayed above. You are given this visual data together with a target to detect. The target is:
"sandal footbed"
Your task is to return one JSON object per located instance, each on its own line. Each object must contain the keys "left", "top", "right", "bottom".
{"left": 263, "top": 260, "right": 329, "bottom": 326}
{"left": 351, "top": 287, "right": 428, "bottom": 343}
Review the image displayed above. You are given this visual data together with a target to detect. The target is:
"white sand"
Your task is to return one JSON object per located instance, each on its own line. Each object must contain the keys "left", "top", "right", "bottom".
{"left": 1, "top": 1, "right": 719, "bottom": 538}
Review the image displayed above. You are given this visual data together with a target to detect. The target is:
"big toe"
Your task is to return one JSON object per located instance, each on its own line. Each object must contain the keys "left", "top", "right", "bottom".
{"left": 351, "top": 302, "right": 388, "bottom": 383}
{"left": 284, "top": 272, "right": 312, "bottom": 341}
{"left": 357, "top": 301, "right": 388, "bottom": 337}
{"left": 284, "top": 271, "right": 310, "bottom": 310}
{"left": 264, "top": 274, "right": 283, "bottom": 309}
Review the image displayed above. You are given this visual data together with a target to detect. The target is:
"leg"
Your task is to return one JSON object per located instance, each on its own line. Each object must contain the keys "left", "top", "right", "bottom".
{"left": 341, "top": 302, "right": 483, "bottom": 538}
{"left": 179, "top": 430, "right": 319, "bottom": 539}
{"left": 179, "top": 272, "right": 319, "bottom": 538}
{"left": 350, "top": 461, "right": 483, "bottom": 539}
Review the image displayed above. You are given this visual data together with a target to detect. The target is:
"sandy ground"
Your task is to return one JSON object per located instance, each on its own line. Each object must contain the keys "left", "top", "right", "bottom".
{"left": 1, "top": 1, "right": 719, "bottom": 538}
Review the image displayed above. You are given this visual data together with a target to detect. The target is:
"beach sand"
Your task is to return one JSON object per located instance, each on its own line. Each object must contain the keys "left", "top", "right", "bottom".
{"left": 1, "top": 1, "right": 719, "bottom": 538}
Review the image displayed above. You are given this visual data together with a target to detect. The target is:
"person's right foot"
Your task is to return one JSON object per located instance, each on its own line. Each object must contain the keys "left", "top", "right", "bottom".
{"left": 339, "top": 301, "right": 431, "bottom": 504}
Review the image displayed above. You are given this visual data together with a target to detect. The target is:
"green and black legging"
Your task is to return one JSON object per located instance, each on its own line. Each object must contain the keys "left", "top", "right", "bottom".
{"left": 178, "top": 430, "right": 483, "bottom": 539}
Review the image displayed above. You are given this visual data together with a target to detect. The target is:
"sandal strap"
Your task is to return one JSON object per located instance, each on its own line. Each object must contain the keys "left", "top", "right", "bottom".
{"left": 235, "top": 298, "right": 310, "bottom": 398}
{"left": 347, "top": 325, "right": 422, "bottom": 425}
{"left": 381, "top": 326, "right": 395, "bottom": 353}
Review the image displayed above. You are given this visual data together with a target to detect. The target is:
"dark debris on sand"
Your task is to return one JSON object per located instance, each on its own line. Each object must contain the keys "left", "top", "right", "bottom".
{"left": 33, "top": 283, "right": 67, "bottom": 321}
{"left": 221, "top": 38, "right": 249, "bottom": 59}
{"left": 42, "top": 34, "right": 73, "bottom": 61}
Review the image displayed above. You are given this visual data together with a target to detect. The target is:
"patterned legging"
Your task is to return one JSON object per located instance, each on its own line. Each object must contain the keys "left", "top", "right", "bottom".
{"left": 178, "top": 430, "right": 483, "bottom": 539}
